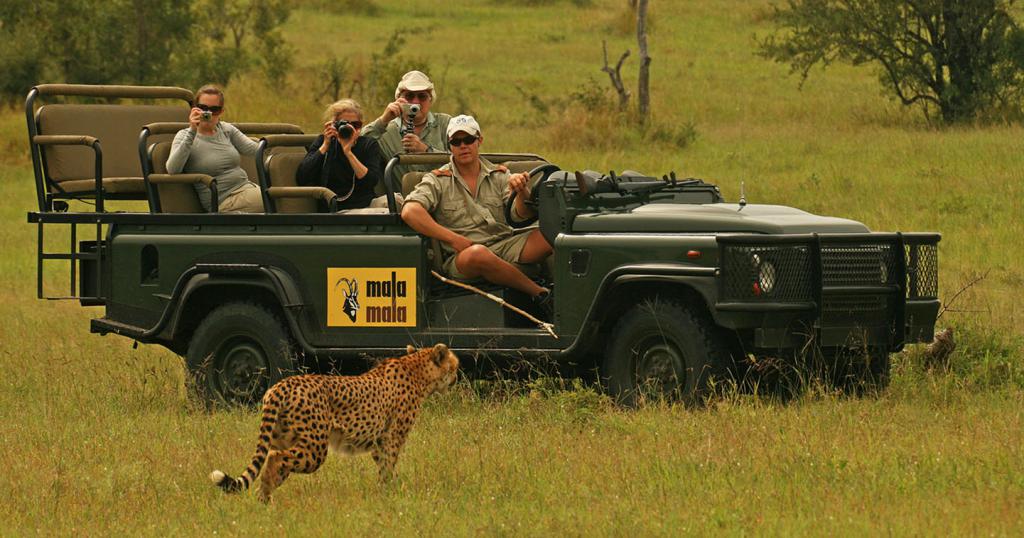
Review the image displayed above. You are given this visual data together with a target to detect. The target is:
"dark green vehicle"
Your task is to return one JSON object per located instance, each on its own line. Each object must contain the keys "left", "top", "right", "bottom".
{"left": 26, "top": 85, "right": 940, "bottom": 405}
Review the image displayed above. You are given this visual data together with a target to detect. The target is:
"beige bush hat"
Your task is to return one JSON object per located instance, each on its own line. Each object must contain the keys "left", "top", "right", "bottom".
{"left": 395, "top": 70, "right": 436, "bottom": 100}
{"left": 446, "top": 115, "right": 482, "bottom": 139}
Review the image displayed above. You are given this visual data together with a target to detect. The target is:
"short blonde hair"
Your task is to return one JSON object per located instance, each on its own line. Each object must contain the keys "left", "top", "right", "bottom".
{"left": 322, "top": 99, "right": 363, "bottom": 123}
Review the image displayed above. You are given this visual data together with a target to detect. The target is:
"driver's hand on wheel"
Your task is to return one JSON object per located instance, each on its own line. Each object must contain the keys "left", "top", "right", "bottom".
{"left": 508, "top": 172, "right": 530, "bottom": 199}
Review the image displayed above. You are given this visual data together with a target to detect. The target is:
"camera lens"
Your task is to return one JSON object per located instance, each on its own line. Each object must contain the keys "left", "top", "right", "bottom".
{"left": 339, "top": 124, "right": 354, "bottom": 139}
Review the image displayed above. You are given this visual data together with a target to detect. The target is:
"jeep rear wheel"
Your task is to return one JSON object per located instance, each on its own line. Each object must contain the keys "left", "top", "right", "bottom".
{"left": 603, "top": 298, "right": 733, "bottom": 406}
{"left": 186, "top": 302, "right": 297, "bottom": 407}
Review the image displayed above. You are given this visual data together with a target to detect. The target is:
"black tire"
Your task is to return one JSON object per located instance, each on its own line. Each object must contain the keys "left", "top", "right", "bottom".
{"left": 603, "top": 298, "right": 734, "bottom": 406}
{"left": 186, "top": 302, "right": 297, "bottom": 407}
{"left": 821, "top": 346, "right": 891, "bottom": 395}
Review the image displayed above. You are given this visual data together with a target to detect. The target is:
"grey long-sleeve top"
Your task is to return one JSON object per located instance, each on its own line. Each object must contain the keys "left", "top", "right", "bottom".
{"left": 166, "top": 122, "right": 259, "bottom": 211}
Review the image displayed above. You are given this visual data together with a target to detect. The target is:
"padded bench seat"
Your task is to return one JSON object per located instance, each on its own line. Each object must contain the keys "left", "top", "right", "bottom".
{"left": 26, "top": 85, "right": 194, "bottom": 212}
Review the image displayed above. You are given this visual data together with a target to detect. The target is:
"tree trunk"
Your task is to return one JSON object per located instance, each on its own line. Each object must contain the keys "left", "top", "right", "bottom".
{"left": 941, "top": 0, "right": 978, "bottom": 122}
{"left": 636, "top": 0, "right": 652, "bottom": 124}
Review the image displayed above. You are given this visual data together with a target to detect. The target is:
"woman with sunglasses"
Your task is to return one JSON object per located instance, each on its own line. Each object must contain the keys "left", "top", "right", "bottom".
{"left": 166, "top": 84, "right": 264, "bottom": 213}
{"left": 296, "top": 99, "right": 388, "bottom": 212}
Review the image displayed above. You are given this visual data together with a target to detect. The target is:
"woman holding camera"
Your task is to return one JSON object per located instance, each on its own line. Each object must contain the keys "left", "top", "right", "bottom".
{"left": 166, "top": 84, "right": 263, "bottom": 213}
{"left": 296, "top": 99, "right": 388, "bottom": 211}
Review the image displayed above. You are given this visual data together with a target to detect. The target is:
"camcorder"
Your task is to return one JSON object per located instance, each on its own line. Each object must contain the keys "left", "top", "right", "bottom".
{"left": 333, "top": 120, "right": 355, "bottom": 140}
{"left": 400, "top": 103, "right": 420, "bottom": 136}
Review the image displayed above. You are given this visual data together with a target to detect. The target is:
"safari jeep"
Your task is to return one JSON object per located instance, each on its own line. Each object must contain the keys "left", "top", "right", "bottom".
{"left": 25, "top": 85, "right": 940, "bottom": 405}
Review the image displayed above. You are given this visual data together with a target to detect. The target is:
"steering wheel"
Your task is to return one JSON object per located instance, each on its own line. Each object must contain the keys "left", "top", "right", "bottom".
{"left": 504, "top": 163, "right": 562, "bottom": 228}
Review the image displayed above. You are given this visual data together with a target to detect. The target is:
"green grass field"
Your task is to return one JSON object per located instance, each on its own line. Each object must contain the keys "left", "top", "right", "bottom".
{"left": 1, "top": 0, "right": 1022, "bottom": 534}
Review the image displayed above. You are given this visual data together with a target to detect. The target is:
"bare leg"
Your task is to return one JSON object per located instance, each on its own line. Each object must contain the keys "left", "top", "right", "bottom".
{"left": 517, "top": 229, "right": 553, "bottom": 264}
{"left": 455, "top": 245, "right": 545, "bottom": 296}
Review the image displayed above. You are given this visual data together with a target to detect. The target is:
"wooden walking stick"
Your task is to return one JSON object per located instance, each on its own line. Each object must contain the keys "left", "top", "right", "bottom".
{"left": 430, "top": 270, "right": 557, "bottom": 339}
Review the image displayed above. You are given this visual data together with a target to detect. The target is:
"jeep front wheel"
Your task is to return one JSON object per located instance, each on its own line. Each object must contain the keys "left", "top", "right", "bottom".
{"left": 603, "top": 298, "right": 733, "bottom": 406}
{"left": 186, "top": 302, "right": 297, "bottom": 407}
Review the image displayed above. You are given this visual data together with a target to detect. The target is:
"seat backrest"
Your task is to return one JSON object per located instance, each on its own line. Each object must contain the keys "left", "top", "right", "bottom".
{"left": 147, "top": 141, "right": 204, "bottom": 213}
{"left": 230, "top": 124, "right": 303, "bottom": 184}
{"left": 265, "top": 152, "right": 318, "bottom": 213}
{"left": 149, "top": 141, "right": 172, "bottom": 175}
{"left": 401, "top": 171, "right": 427, "bottom": 197}
{"left": 239, "top": 151, "right": 259, "bottom": 186}
{"left": 37, "top": 104, "right": 186, "bottom": 186}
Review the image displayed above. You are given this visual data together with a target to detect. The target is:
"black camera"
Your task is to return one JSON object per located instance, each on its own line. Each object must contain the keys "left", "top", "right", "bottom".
{"left": 333, "top": 119, "right": 354, "bottom": 139}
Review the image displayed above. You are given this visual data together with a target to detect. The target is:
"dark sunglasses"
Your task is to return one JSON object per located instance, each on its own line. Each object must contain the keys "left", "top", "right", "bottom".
{"left": 336, "top": 120, "right": 363, "bottom": 129}
{"left": 402, "top": 91, "right": 431, "bottom": 102}
{"left": 196, "top": 103, "right": 223, "bottom": 114}
{"left": 448, "top": 135, "right": 478, "bottom": 147}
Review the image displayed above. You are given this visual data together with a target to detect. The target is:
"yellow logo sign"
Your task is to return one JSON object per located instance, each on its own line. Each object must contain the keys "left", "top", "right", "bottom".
{"left": 327, "top": 268, "right": 417, "bottom": 327}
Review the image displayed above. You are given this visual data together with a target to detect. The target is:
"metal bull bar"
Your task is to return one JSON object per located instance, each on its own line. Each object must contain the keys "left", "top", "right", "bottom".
{"left": 717, "top": 232, "right": 941, "bottom": 348}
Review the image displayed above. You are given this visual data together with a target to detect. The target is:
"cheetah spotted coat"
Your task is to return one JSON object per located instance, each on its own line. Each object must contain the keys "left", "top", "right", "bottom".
{"left": 209, "top": 343, "right": 459, "bottom": 502}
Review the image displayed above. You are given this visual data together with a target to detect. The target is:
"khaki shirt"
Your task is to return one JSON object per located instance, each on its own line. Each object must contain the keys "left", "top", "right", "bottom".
{"left": 406, "top": 158, "right": 523, "bottom": 254}
{"left": 360, "top": 112, "right": 451, "bottom": 185}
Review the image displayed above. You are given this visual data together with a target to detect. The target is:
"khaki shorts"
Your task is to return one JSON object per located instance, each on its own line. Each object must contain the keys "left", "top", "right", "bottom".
{"left": 442, "top": 229, "right": 535, "bottom": 280}
{"left": 218, "top": 182, "right": 264, "bottom": 213}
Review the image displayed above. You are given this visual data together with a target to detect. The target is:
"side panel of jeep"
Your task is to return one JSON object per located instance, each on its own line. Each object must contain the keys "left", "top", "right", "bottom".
{"left": 102, "top": 222, "right": 423, "bottom": 349}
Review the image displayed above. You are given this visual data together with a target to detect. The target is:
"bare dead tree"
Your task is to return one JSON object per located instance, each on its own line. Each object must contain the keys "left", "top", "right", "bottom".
{"left": 316, "top": 55, "right": 348, "bottom": 102}
{"left": 602, "top": 40, "right": 631, "bottom": 111}
{"left": 937, "top": 269, "right": 990, "bottom": 320}
{"left": 636, "top": 0, "right": 651, "bottom": 124}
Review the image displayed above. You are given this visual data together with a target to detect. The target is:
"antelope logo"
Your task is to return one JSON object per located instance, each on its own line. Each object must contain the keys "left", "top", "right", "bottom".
{"left": 334, "top": 277, "right": 360, "bottom": 322}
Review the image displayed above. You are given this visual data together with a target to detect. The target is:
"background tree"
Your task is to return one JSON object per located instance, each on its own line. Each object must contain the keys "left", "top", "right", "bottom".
{"left": 636, "top": 0, "right": 651, "bottom": 124}
{"left": 0, "top": 0, "right": 292, "bottom": 103}
{"left": 760, "top": 0, "right": 1024, "bottom": 123}
{"left": 598, "top": 0, "right": 652, "bottom": 123}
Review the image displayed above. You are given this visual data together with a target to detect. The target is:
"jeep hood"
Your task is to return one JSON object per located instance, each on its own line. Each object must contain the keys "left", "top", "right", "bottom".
{"left": 570, "top": 203, "right": 870, "bottom": 234}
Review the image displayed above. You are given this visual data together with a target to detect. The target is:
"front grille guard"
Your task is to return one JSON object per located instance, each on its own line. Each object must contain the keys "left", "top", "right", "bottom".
{"left": 717, "top": 233, "right": 940, "bottom": 346}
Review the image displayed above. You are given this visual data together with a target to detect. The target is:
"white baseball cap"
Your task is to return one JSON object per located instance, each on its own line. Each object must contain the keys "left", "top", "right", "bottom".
{"left": 395, "top": 70, "right": 435, "bottom": 99}
{"left": 447, "top": 115, "right": 482, "bottom": 139}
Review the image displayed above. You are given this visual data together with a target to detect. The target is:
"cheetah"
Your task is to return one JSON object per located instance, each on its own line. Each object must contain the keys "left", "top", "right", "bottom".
{"left": 209, "top": 343, "right": 459, "bottom": 502}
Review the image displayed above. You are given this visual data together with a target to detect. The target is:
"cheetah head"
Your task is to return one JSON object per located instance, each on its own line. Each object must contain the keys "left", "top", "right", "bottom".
{"left": 406, "top": 343, "right": 460, "bottom": 393}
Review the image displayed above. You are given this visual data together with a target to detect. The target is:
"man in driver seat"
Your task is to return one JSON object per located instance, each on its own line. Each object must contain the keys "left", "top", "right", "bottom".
{"left": 401, "top": 115, "right": 553, "bottom": 311}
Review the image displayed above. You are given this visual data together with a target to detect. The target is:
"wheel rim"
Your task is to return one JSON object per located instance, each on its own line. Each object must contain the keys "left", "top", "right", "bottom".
{"left": 213, "top": 335, "right": 271, "bottom": 404}
{"left": 632, "top": 335, "right": 686, "bottom": 398}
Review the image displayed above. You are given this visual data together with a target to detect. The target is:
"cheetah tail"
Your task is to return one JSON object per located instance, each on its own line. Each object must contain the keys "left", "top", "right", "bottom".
{"left": 209, "top": 402, "right": 280, "bottom": 494}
